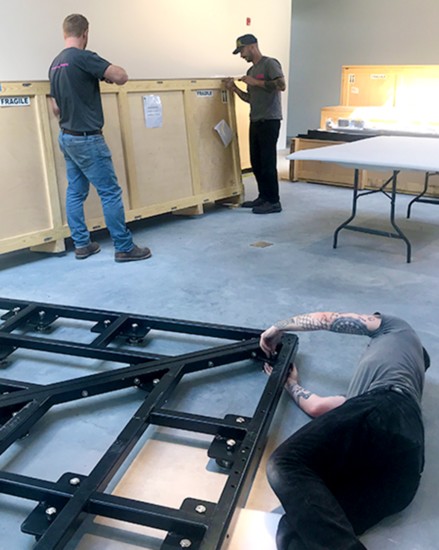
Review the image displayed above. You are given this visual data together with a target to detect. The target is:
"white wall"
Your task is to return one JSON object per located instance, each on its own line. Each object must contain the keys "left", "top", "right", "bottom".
{"left": 289, "top": 0, "right": 439, "bottom": 138}
{"left": 0, "top": 0, "right": 291, "bottom": 146}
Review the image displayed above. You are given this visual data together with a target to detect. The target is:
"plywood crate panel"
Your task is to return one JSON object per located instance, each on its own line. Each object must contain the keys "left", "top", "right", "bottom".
{"left": 1, "top": 96, "right": 53, "bottom": 238}
{"left": 341, "top": 64, "right": 439, "bottom": 111}
{"left": 187, "top": 88, "right": 240, "bottom": 196}
{"left": 126, "top": 90, "right": 193, "bottom": 207}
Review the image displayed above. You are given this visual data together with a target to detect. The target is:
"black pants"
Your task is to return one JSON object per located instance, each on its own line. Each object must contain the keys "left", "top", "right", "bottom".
{"left": 266, "top": 387, "right": 424, "bottom": 550}
{"left": 249, "top": 119, "right": 281, "bottom": 203}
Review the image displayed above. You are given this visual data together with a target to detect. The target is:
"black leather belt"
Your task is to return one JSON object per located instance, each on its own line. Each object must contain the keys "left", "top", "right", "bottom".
{"left": 62, "top": 129, "right": 102, "bottom": 136}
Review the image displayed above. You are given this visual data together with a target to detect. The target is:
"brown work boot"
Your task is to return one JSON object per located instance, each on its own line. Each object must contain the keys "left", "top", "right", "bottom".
{"left": 74, "top": 242, "right": 101, "bottom": 260}
{"left": 114, "top": 244, "right": 152, "bottom": 262}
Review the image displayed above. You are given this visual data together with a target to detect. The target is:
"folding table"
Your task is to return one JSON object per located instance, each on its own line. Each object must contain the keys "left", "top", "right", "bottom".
{"left": 287, "top": 135, "right": 439, "bottom": 262}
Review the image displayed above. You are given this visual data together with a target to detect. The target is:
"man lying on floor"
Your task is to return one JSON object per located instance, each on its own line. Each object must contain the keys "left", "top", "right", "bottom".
{"left": 260, "top": 311, "right": 430, "bottom": 550}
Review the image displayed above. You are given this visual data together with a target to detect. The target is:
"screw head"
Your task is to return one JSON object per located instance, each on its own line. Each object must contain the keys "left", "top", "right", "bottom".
{"left": 104, "top": 319, "right": 111, "bottom": 326}
{"left": 81, "top": 390, "right": 88, "bottom": 397}
{"left": 226, "top": 439, "right": 236, "bottom": 448}
{"left": 207, "top": 361, "right": 214, "bottom": 367}
{"left": 133, "top": 378, "right": 140, "bottom": 386}
{"left": 235, "top": 417, "right": 245, "bottom": 423}
{"left": 132, "top": 323, "right": 139, "bottom": 329}
{"left": 69, "top": 477, "right": 81, "bottom": 486}
{"left": 195, "top": 504, "right": 206, "bottom": 514}
{"left": 45, "top": 506, "right": 57, "bottom": 520}
{"left": 179, "top": 540, "right": 192, "bottom": 548}
{"left": 153, "top": 378, "right": 160, "bottom": 385}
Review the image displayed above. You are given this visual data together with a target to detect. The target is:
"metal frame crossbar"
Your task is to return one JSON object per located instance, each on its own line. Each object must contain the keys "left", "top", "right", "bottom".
{"left": 0, "top": 297, "right": 298, "bottom": 549}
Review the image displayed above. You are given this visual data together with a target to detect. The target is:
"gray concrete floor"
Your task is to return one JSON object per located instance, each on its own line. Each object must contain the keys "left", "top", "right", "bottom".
{"left": 0, "top": 159, "right": 438, "bottom": 549}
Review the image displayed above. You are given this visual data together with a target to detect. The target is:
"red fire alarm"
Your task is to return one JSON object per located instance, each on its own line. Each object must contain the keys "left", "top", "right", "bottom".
{"left": 246, "top": 17, "right": 251, "bottom": 26}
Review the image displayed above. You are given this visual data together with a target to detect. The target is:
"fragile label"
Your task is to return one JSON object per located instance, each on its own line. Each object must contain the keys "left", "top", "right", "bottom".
{"left": 0, "top": 96, "right": 30, "bottom": 107}
{"left": 196, "top": 90, "right": 213, "bottom": 97}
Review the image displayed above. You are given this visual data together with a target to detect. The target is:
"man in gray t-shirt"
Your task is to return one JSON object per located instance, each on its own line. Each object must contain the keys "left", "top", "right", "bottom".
{"left": 260, "top": 311, "right": 429, "bottom": 550}
{"left": 226, "top": 34, "right": 286, "bottom": 214}
{"left": 49, "top": 14, "right": 151, "bottom": 263}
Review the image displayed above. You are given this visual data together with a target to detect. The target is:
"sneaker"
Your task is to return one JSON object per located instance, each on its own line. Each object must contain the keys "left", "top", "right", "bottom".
{"left": 241, "top": 197, "right": 265, "bottom": 208}
{"left": 252, "top": 201, "right": 282, "bottom": 214}
{"left": 74, "top": 242, "right": 101, "bottom": 260}
{"left": 115, "top": 244, "right": 152, "bottom": 262}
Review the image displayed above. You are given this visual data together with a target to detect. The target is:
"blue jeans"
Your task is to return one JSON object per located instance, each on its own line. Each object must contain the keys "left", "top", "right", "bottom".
{"left": 58, "top": 132, "right": 133, "bottom": 252}
{"left": 267, "top": 387, "right": 424, "bottom": 550}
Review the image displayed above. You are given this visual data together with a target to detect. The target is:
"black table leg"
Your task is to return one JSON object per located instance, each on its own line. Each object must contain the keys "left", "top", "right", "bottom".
{"left": 333, "top": 170, "right": 412, "bottom": 263}
{"left": 333, "top": 168, "right": 360, "bottom": 249}
{"left": 407, "top": 171, "right": 439, "bottom": 218}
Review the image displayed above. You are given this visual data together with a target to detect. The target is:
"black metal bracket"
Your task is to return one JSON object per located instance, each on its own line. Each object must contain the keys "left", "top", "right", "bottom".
{"left": 0, "top": 297, "right": 298, "bottom": 549}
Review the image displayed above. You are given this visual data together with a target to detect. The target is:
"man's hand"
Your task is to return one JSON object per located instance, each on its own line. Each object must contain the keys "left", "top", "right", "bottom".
{"left": 239, "top": 75, "right": 261, "bottom": 87}
{"left": 225, "top": 77, "right": 235, "bottom": 90}
{"left": 259, "top": 325, "right": 283, "bottom": 357}
{"left": 50, "top": 97, "right": 60, "bottom": 118}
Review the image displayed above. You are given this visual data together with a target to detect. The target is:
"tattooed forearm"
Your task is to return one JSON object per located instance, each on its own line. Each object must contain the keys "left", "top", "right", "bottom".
{"left": 234, "top": 86, "right": 250, "bottom": 103}
{"left": 329, "top": 316, "right": 373, "bottom": 335}
{"left": 274, "top": 314, "right": 328, "bottom": 331}
{"left": 264, "top": 77, "right": 286, "bottom": 92}
{"left": 274, "top": 312, "right": 379, "bottom": 336}
{"left": 286, "top": 383, "right": 312, "bottom": 405}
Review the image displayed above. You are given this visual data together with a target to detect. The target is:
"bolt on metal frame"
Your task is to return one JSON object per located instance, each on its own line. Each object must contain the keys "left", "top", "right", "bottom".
{"left": 0, "top": 297, "right": 298, "bottom": 549}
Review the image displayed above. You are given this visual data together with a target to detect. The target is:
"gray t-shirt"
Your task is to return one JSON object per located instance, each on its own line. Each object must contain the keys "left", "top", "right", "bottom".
{"left": 247, "top": 56, "right": 284, "bottom": 122}
{"left": 49, "top": 48, "right": 110, "bottom": 132}
{"left": 346, "top": 314, "right": 425, "bottom": 405}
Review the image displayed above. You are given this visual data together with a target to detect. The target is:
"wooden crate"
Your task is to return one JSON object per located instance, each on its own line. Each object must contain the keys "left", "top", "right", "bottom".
{"left": 365, "top": 169, "right": 439, "bottom": 197}
{"left": 340, "top": 64, "right": 439, "bottom": 111}
{"left": 291, "top": 65, "right": 439, "bottom": 197}
{"left": 0, "top": 79, "right": 243, "bottom": 255}
{"left": 290, "top": 138, "right": 362, "bottom": 188}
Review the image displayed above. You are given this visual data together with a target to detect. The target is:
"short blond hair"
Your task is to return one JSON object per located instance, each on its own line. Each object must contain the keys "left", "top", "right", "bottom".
{"left": 63, "top": 14, "right": 89, "bottom": 37}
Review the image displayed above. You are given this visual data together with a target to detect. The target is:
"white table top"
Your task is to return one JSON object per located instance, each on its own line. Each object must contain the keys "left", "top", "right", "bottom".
{"left": 287, "top": 135, "right": 439, "bottom": 172}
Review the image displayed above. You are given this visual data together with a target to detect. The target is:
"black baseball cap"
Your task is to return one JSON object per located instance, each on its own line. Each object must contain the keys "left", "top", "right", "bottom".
{"left": 233, "top": 34, "right": 257, "bottom": 54}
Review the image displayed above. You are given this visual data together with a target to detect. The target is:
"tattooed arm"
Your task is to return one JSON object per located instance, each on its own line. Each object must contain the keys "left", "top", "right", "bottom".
{"left": 285, "top": 365, "right": 346, "bottom": 417}
{"left": 265, "top": 363, "right": 346, "bottom": 417}
{"left": 260, "top": 312, "right": 381, "bottom": 356}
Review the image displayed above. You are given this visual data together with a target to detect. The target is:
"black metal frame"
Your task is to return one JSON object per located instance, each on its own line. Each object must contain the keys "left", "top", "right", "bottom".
{"left": 0, "top": 297, "right": 298, "bottom": 550}
{"left": 406, "top": 171, "right": 439, "bottom": 219}
{"left": 333, "top": 169, "right": 412, "bottom": 263}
